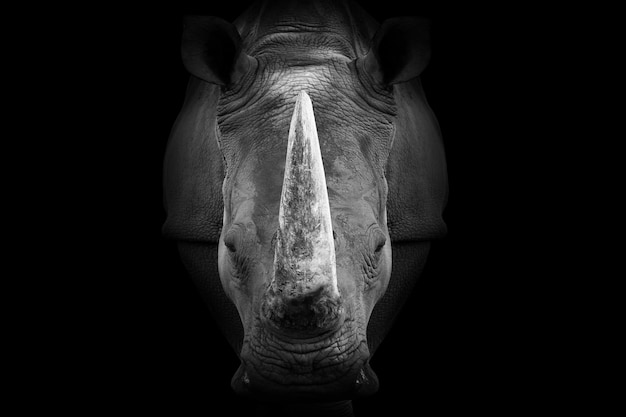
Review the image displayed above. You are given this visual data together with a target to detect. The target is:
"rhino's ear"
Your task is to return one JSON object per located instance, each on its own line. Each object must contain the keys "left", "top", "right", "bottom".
{"left": 361, "top": 17, "right": 431, "bottom": 85}
{"left": 181, "top": 16, "right": 255, "bottom": 86}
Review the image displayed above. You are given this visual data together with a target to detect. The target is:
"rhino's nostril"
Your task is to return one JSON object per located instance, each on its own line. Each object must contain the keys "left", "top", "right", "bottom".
{"left": 355, "top": 368, "right": 368, "bottom": 387}
{"left": 353, "top": 364, "right": 379, "bottom": 397}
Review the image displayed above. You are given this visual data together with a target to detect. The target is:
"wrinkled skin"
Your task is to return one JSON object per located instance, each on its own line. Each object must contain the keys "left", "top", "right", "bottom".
{"left": 163, "top": 0, "right": 447, "bottom": 408}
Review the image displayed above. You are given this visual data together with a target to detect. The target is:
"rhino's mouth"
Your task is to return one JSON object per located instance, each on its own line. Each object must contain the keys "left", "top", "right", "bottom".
{"left": 231, "top": 317, "right": 379, "bottom": 400}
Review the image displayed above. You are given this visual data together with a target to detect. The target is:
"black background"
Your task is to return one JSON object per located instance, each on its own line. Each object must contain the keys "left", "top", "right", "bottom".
{"left": 27, "top": 1, "right": 596, "bottom": 415}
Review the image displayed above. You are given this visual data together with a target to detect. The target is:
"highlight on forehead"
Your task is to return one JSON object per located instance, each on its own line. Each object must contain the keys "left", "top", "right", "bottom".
{"left": 217, "top": 58, "right": 397, "bottom": 225}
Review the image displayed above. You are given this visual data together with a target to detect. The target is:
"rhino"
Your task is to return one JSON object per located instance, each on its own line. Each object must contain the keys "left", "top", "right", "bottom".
{"left": 162, "top": 0, "right": 447, "bottom": 413}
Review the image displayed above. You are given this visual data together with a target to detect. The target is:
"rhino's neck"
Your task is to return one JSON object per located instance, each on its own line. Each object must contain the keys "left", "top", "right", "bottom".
{"left": 256, "top": 400, "right": 354, "bottom": 417}
{"left": 234, "top": 0, "right": 378, "bottom": 59}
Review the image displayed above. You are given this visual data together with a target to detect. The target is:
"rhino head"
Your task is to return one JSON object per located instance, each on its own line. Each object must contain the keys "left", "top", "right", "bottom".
{"left": 221, "top": 88, "right": 389, "bottom": 399}
{"left": 163, "top": 0, "right": 447, "bottom": 405}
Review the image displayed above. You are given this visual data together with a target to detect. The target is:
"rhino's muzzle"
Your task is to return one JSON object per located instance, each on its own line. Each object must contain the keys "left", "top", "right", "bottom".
{"left": 231, "top": 360, "right": 379, "bottom": 401}
{"left": 263, "top": 91, "right": 342, "bottom": 336}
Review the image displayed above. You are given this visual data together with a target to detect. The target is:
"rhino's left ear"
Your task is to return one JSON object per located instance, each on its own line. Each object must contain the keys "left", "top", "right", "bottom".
{"left": 181, "top": 16, "right": 255, "bottom": 86}
{"left": 360, "top": 17, "right": 431, "bottom": 85}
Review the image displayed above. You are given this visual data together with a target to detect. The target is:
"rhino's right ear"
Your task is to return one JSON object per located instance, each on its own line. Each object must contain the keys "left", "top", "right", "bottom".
{"left": 181, "top": 16, "right": 255, "bottom": 86}
{"left": 360, "top": 17, "right": 431, "bottom": 85}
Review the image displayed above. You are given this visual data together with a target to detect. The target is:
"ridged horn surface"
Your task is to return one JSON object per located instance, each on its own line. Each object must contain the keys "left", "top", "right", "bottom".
{"left": 272, "top": 91, "right": 338, "bottom": 299}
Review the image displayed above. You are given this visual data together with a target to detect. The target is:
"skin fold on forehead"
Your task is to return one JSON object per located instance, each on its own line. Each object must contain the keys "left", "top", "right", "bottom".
{"left": 216, "top": 57, "right": 397, "bottom": 229}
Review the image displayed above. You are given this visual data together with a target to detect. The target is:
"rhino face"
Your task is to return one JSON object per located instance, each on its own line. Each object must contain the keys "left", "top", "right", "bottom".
{"left": 216, "top": 55, "right": 397, "bottom": 398}
{"left": 165, "top": 6, "right": 443, "bottom": 403}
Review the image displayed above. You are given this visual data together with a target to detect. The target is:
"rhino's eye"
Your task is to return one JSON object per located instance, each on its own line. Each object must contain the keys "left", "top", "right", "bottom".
{"left": 224, "top": 228, "right": 240, "bottom": 253}
{"left": 224, "top": 228, "right": 249, "bottom": 284}
{"left": 371, "top": 228, "right": 387, "bottom": 254}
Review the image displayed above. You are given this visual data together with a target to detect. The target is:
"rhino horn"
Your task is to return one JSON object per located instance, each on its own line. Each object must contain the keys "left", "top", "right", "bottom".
{"left": 272, "top": 91, "right": 339, "bottom": 301}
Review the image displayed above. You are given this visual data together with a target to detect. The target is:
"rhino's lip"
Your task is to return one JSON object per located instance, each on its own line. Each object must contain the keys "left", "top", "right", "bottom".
{"left": 230, "top": 317, "right": 379, "bottom": 400}
{"left": 231, "top": 360, "right": 379, "bottom": 401}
